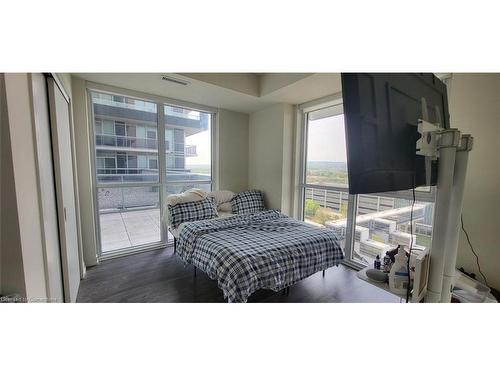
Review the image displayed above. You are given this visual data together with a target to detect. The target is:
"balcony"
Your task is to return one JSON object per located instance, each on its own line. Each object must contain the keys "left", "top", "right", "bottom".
{"left": 96, "top": 134, "right": 197, "bottom": 157}
{"left": 96, "top": 169, "right": 158, "bottom": 184}
{"left": 165, "top": 141, "right": 197, "bottom": 157}
{"left": 93, "top": 97, "right": 157, "bottom": 113}
{"left": 184, "top": 144, "right": 197, "bottom": 157}
{"left": 99, "top": 208, "right": 175, "bottom": 253}
{"left": 96, "top": 134, "right": 157, "bottom": 151}
{"left": 304, "top": 187, "right": 434, "bottom": 265}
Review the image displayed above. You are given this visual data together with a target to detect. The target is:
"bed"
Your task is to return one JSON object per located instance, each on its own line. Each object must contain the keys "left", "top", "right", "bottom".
{"left": 168, "top": 190, "right": 344, "bottom": 302}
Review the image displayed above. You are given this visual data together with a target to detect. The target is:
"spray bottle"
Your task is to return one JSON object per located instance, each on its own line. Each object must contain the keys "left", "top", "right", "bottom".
{"left": 388, "top": 245, "right": 409, "bottom": 295}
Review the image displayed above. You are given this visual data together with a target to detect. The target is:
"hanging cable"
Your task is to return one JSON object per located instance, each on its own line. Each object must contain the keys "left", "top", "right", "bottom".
{"left": 460, "top": 214, "right": 490, "bottom": 289}
{"left": 406, "top": 185, "right": 416, "bottom": 303}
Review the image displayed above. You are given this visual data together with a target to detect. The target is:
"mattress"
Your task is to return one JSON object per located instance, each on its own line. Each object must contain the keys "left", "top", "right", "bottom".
{"left": 175, "top": 210, "right": 344, "bottom": 302}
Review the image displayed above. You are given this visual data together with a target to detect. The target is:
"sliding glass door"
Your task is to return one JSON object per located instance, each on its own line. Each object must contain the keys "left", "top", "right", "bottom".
{"left": 91, "top": 92, "right": 162, "bottom": 256}
{"left": 300, "top": 101, "right": 435, "bottom": 269}
{"left": 90, "top": 90, "right": 214, "bottom": 258}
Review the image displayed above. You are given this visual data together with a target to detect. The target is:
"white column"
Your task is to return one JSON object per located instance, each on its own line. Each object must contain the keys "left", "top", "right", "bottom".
{"left": 440, "top": 135, "right": 473, "bottom": 302}
{"left": 426, "top": 129, "right": 460, "bottom": 303}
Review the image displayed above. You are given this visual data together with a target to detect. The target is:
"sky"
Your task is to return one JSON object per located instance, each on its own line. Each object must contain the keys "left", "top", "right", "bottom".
{"left": 185, "top": 126, "right": 211, "bottom": 166}
{"left": 307, "top": 114, "right": 347, "bottom": 162}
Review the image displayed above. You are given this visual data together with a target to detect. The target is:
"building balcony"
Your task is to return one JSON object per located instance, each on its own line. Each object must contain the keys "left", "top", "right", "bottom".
{"left": 96, "top": 133, "right": 157, "bottom": 151}
{"left": 184, "top": 144, "right": 197, "bottom": 157}
{"left": 93, "top": 101, "right": 209, "bottom": 134}
{"left": 165, "top": 141, "right": 197, "bottom": 157}
{"left": 95, "top": 134, "right": 197, "bottom": 157}
{"left": 99, "top": 208, "right": 170, "bottom": 253}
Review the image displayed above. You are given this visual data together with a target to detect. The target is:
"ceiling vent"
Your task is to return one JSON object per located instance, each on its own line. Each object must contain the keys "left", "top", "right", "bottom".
{"left": 161, "top": 75, "right": 189, "bottom": 86}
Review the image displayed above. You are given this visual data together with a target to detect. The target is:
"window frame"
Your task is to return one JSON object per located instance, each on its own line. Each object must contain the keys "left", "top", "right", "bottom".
{"left": 87, "top": 82, "right": 217, "bottom": 260}
{"left": 297, "top": 93, "right": 436, "bottom": 270}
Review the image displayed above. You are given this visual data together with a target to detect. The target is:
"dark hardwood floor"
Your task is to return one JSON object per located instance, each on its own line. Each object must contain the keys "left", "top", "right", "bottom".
{"left": 77, "top": 246, "right": 400, "bottom": 303}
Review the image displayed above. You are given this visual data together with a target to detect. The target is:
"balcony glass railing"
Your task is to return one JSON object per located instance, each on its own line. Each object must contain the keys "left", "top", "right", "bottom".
{"left": 92, "top": 98, "right": 202, "bottom": 123}
{"left": 165, "top": 141, "right": 197, "bottom": 156}
{"left": 97, "top": 168, "right": 159, "bottom": 183}
{"left": 184, "top": 144, "right": 197, "bottom": 157}
{"left": 96, "top": 134, "right": 158, "bottom": 150}
{"left": 94, "top": 134, "right": 197, "bottom": 157}
{"left": 93, "top": 97, "right": 157, "bottom": 113}
{"left": 97, "top": 168, "right": 210, "bottom": 182}
{"left": 165, "top": 106, "right": 201, "bottom": 120}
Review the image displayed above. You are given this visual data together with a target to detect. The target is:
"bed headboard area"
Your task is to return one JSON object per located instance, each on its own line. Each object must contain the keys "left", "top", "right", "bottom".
{"left": 165, "top": 189, "right": 236, "bottom": 227}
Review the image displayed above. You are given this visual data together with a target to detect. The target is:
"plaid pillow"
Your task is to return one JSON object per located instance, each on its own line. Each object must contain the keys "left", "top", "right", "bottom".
{"left": 168, "top": 198, "right": 218, "bottom": 228}
{"left": 231, "top": 190, "right": 265, "bottom": 214}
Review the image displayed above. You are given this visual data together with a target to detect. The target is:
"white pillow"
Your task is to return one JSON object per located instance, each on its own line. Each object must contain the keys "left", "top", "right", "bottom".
{"left": 166, "top": 188, "right": 208, "bottom": 206}
{"left": 207, "top": 190, "right": 235, "bottom": 206}
{"left": 217, "top": 202, "right": 233, "bottom": 213}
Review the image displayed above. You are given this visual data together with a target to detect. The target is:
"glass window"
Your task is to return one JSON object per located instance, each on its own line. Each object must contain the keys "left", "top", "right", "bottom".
{"left": 149, "top": 158, "right": 158, "bottom": 170}
{"left": 127, "top": 155, "right": 137, "bottom": 169}
{"left": 97, "top": 186, "right": 160, "bottom": 253}
{"left": 102, "top": 120, "right": 114, "bottom": 135}
{"left": 305, "top": 111, "right": 348, "bottom": 188}
{"left": 91, "top": 92, "right": 158, "bottom": 184}
{"left": 115, "top": 121, "right": 126, "bottom": 136}
{"left": 351, "top": 194, "right": 434, "bottom": 266}
{"left": 126, "top": 124, "right": 136, "bottom": 137}
{"left": 136, "top": 126, "right": 146, "bottom": 139}
{"left": 104, "top": 157, "right": 115, "bottom": 169}
{"left": 164, "top": 105, "right": 211, "bottom": 184}
{"left": 301, "top": 103, "right": 435, "bottom": 266}
{"left": 95, "top": 120, "right": 102, "bottom": 134}
{"left": 92, "top": 91, "right": 161, "bottom": 255}
{"left": 166, "top": 182, "right": 211, "bottom": 196}
{"left": 91, "top": 89, "right": 214, "bottom": 256}
{"left": 116, "top": 152, "right": 127, "bottom": 168}
{"left": 303, "top": 107, "right": 348, "bottom": 236}
{"left": 137, "top": 155, "right": 148, "bottom": 169}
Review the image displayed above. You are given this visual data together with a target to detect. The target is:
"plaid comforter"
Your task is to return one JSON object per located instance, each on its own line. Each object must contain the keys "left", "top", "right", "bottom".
{"left": 176, "top": 210, "right": 344, "bottom": 302}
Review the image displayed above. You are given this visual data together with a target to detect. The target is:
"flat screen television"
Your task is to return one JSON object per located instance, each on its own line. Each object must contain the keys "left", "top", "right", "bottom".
{"left": 341, "top": 73, "right": 450, "bottom": 195}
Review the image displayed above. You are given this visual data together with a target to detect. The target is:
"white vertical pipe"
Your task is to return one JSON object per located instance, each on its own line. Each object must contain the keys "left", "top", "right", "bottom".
{"left": 440, "top": 135, "right": 472, "bottom": 302}
{"left": 426, "top": 130, "right": 459, "bottom": 303}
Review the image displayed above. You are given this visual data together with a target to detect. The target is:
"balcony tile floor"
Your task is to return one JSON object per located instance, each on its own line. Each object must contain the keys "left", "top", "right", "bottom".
{"left": 99, "top": 208, "right": 172, "bottom": 252}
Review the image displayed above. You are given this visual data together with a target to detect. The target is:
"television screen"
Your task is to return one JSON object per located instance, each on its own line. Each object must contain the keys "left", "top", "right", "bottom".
{"left": 341, "top": 73, "right": 449, "bottom": 195}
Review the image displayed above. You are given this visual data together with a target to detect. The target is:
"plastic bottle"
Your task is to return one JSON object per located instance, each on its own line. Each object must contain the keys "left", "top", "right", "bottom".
{"left": 388, "top": 246, "right": 409, "bottom": 295}
{"left": 383, "top": 252, "right": 392, "bottom": 273}
{"left": 374, "top": 255, "right": 381, "bottom": 270}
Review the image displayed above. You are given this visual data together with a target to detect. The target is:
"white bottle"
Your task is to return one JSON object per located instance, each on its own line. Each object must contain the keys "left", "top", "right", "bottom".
{"left": 389, "top": 246, "right": 409, "bottom": 295}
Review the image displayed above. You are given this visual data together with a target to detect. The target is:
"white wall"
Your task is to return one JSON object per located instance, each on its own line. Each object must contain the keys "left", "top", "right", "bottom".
{"left": 71, "top": 77, "right": 99, "bottom": 267}
{"left": 448, "top": 73, "right": 500, "bottom": 290}
{"left": 1, "top": 73, "right": 48, "bottom": 299}
{"left": 1, "top": 73, "right": 27, "bottom": 297}
{"left": 217, "top": 109, "right": 249, "bottom": 193}
{"left": 248, "top": 103, "right": 294, "bottom": 214}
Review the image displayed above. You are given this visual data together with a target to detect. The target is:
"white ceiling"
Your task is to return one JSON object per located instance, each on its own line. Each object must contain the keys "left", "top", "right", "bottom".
{"left": 72, "top": 73, "right": 342, "bottom": 114}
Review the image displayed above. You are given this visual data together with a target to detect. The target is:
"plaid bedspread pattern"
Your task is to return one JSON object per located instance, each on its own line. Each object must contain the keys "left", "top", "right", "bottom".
{"left": 168, "top": 198, "right": 218, "bottom": 228}
{"left": 230, "top": 190, "right": 265, "bottom": 214}
{"left": 176, "top": 210, "right": 344, "bottom": 302}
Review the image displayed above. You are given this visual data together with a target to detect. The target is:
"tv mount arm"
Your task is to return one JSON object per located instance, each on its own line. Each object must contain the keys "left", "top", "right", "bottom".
{"left": 416, "top": 117, "right": 474, "bottom": 302}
